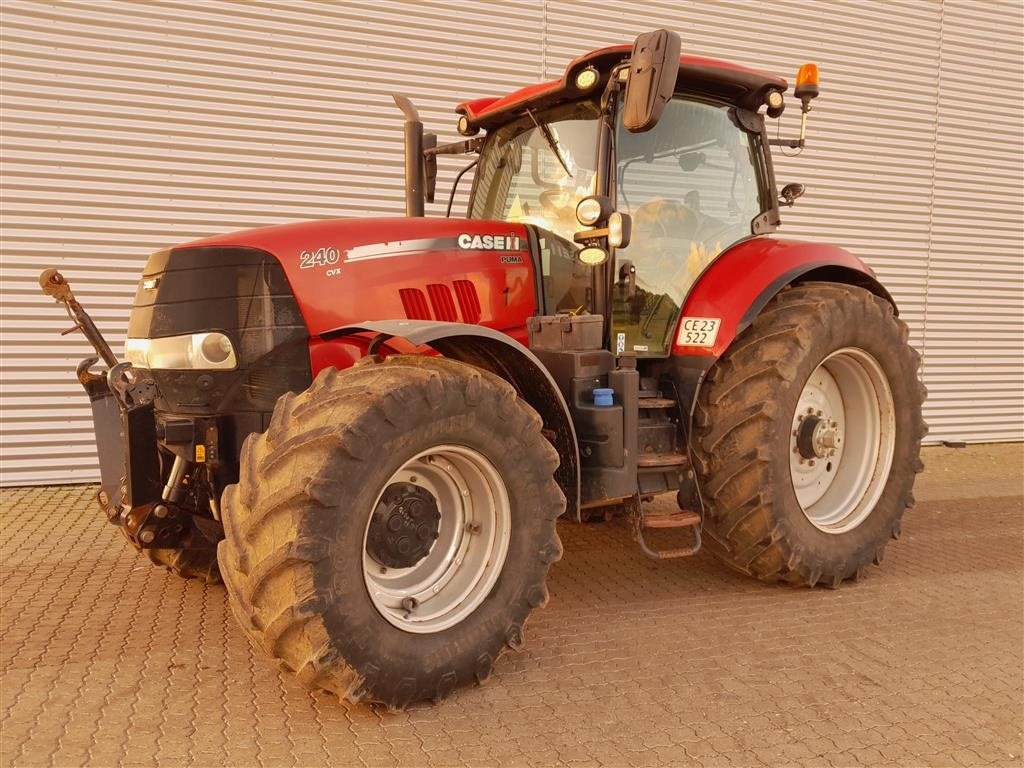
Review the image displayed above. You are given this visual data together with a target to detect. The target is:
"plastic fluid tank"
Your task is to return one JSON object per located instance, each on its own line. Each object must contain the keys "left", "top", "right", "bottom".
{"left": 593, "top": 388, "right": 614, "bottom": 407}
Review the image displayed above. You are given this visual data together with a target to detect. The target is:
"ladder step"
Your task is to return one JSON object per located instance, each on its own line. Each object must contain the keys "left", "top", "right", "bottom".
{"left": 643, "top": 510, "right": 702, "bottom": 529}
{"left": 638, "top": 397, "right": 677, "bottom": 409}
{"left": 637, "top": 451, "right": 689, "bottom": 468}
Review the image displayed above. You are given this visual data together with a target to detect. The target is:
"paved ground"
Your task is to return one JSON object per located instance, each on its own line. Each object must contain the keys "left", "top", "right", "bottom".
{"left": 1, "top": 444, "right": 1022, "bottom": 767}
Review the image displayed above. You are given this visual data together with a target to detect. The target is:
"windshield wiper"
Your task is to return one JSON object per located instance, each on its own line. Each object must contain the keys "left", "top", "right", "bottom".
{"left": 526, "top": 109, "right": 573, "bottom": 178}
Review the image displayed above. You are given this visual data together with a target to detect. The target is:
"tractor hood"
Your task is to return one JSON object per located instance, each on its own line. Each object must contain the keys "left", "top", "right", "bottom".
{"left": 176, "top": 217, "right": 538, "bottom": 339}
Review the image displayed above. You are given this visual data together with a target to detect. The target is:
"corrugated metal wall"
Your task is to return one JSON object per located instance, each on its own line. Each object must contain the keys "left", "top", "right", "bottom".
{"left": 2, "top": 0, "right": 1021, "bottom": 485}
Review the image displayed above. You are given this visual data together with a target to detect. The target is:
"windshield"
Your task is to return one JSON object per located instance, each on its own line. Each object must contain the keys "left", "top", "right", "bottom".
{"left": 469, "top": 101, "right": 601, "bottom": 243}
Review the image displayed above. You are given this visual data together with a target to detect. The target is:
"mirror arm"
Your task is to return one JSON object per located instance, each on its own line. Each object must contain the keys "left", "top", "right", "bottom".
{"left": 425, "top": 136, "right": 484, "bottom": 157}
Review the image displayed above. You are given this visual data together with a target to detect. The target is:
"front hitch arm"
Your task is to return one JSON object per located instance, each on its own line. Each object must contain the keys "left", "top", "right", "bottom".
{"left": 39, "top": 269, "right": 156, "bottom": 408}
{"left": 39, "top": 268, "right": 118, "bottom": 368}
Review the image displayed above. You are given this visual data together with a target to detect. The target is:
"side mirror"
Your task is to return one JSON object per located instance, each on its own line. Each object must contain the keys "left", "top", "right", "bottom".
{"left": 622, "top": 29, "right": 681, "bottom": 133}
{"left": 779, "top": 182, "right": 806, "bottom": 207}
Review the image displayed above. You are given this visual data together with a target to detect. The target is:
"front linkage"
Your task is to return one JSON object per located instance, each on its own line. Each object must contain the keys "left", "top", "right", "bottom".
{"left": 39, "top": 269, "right": 219, "bottom": 552}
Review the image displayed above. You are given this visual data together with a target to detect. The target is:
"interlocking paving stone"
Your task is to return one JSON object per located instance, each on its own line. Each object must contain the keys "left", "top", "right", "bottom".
{"left": 1, "top": 444, "right": 1021, "bottom": 767}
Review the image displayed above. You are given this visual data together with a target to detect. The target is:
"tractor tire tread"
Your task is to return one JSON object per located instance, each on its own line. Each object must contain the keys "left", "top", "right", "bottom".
{"left": 218, "top": 354, "right": 563, "bottom": 709}
{"left": 692, "top": 282, "right": 924, "bottom": 587}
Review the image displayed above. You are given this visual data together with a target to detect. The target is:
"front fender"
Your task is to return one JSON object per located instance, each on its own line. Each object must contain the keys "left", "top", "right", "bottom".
{"left": 673, "top": 237, "right": 895, "bottom": 358}
{"left": 324, "top": 319, "right": 581, "bottom": 520}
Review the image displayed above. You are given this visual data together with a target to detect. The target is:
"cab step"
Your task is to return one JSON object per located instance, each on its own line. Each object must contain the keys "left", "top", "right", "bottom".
{"left": 637, "top": 451, "right": 689, "bottom": 469}
{"left": 642, "top": 510, "right": 701, "bottom": 529}
{"left": 627, "top": 493, "right": 703, "bottom": 561}
{"left": 638, "top": 397, "right": 677, "bottom": 409}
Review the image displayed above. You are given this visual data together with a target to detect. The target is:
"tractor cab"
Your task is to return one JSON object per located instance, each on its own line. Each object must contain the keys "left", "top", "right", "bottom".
{"left": 468, "top": 90, "right": 767, "bottom": 358}
{"left": 405, "top": 32, "right": 811, "bottom": 360}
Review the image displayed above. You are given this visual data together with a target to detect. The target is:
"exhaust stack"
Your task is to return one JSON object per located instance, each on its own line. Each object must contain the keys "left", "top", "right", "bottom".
{"left": 393, "top": 94, "right": 425, "bottom": 217}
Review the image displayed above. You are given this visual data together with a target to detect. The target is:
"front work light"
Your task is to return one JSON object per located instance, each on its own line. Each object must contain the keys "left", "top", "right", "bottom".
{"left": 125, "top": 332, "right": 238, "bottom": 370}
{"left": 457, "top": 114, "right": 478, "bottom": 136}
{"left": 578, "top": 246, "right": 608, "bottom": 266}
{"left": 574, "top": 66, "right": 599, "bottom": 91}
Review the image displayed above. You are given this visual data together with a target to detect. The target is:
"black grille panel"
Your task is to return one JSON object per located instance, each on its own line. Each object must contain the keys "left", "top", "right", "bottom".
{"left": 128, "top": 246, "right": 311, "bottom": 415}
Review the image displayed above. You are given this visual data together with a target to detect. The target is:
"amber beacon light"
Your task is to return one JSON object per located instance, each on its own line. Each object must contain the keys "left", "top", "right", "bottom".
{"left": 795, "top": 63, "right": 820, "bottom": 104}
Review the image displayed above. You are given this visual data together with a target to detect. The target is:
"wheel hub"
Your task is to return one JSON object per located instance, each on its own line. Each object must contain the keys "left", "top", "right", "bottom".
{"left": 796, "top": 414, "right": 841, "bottom": 459}
{"left": 365, "top": 482, "right": 440, "bottom": 569}
{"left": 362, "top": 445, "right": 512, "bottom": 634}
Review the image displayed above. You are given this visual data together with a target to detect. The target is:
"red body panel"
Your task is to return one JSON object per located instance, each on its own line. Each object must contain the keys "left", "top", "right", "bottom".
{"left": 180, "top": 217, "right": 537, "bottom": 373}
{"left": 672, "top": 237, "right": 880, "bottom": 358}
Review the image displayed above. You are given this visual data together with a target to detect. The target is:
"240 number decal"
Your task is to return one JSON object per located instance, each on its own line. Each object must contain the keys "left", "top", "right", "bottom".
{"left": 299, "top": 247, "right": 340, "bottom": 269}
{"left": 677, "top": 317, "right": 721, "bottom": 348}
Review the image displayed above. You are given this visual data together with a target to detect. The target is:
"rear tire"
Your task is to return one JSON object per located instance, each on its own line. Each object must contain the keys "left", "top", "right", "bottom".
{"left": 218, "top": 355, "right": 564, "bottom": 708}
{"left": 692, "top": 283, "right": 926, "bottom": 587}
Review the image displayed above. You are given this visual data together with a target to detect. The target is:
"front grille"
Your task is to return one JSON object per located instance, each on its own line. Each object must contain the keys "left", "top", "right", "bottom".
{"left": 128, "top": 246, "right": 311, "bottom": 415}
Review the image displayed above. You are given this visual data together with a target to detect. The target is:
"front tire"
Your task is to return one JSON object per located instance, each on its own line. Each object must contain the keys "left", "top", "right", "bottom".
{"left": 218, "top": 356, "right": 564, "bottom": 708}
{"left": 692, "top": 283, "right": 926, "bottom": 587}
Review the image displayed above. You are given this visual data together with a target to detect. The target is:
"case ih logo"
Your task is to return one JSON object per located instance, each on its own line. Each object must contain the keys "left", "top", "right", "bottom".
{"left": 457, "top": 233, "right": 522, "bottom": 251}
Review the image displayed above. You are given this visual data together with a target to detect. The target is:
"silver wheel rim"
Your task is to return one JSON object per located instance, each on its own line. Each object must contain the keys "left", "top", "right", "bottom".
{"left": 789, "top": 347, "right": 896, "bottom": 534}
{"left": 362, "top": 445, "right": 511, "bottom": 634}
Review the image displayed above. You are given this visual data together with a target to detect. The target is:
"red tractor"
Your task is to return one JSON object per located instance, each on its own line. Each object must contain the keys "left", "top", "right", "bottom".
{"left": 41, "top": 31, "right": 925, "bottom": 709}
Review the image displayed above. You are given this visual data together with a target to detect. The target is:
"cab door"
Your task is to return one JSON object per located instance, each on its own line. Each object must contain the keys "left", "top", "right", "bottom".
{"left": 613, "top": 98, "right": 765, "bottom": 357}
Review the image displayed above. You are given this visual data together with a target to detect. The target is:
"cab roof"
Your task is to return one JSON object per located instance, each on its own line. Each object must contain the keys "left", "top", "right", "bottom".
{"left": 456, "top": 44, "right": 787, "bottom": 131}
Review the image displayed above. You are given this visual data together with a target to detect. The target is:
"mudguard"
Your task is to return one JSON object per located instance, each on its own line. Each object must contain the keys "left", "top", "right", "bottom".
{"left": 667, "top": 237, "right": 896, "bottom": 420}
{"left": 673, "top": 237, "right": 895, "bottom": 359}
{"left": 325, "top": 320, "right": 581, "bottom": 520}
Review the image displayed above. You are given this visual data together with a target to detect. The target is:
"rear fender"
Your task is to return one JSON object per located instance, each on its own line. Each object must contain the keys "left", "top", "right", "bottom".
{"left": 674, "top": 238, "right": 894, "bottom": 359}
{"left": 670, "top": 238, "right": 896, "bottom": 419}
{"left": 323, "top": 320, "right": 580, "bottom": 519}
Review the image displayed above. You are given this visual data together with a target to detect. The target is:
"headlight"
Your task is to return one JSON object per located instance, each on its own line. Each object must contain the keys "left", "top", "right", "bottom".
{"left": 576, "top": 194, "right": 611, "bottom": 226}
{"left": 124, "top": 332, "right": 238, "bottom": 370}
{"left": 576, "top": 197, "right": 604, "bottom": 226}
{"left": 607, "top": 211, "right": 632, "bottom": 248}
